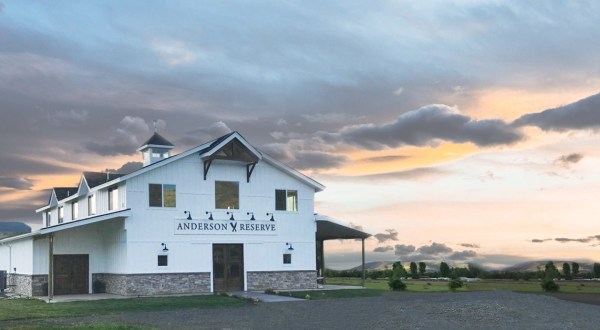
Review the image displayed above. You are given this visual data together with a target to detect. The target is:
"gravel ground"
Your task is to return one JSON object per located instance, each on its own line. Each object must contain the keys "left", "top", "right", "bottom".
{"left": 3, "top": 291, "right": 600, "bottom": 329}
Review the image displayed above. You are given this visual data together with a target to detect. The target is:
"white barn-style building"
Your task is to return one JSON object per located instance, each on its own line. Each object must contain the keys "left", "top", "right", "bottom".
{"left": 0, "top": 131, "right": 369, "bottom": 297}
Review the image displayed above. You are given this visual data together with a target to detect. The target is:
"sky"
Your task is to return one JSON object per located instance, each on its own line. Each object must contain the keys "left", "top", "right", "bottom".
{"left": 1, "top": 0, "right": 600, "bottom": 270}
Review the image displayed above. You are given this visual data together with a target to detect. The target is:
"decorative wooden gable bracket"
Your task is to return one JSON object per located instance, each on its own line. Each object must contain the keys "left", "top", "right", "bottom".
{"left": 201, "top": 137, "right": 260, "bottom": 181}
{"left": 246, "top": 162, "right": 257, "bottom": 183}
{"left": 203, "top": 158, "right": 213, "bottom": 181}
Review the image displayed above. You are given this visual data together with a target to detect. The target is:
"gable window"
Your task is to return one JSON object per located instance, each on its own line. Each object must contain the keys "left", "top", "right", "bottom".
{"left": 45, "top": 211, "right": 51, "bottom": 227}
{"left": 88, "top": 195, "right": 96, "bottom": 216}
{"left": 108, "top": 187, "right": 118, "bottom": 211}
{"left": 215, "top": 181, "right": 239, "bottom": 209}
{"left": 72, "top": 201, "right": 79, "bottom": 220}
{"left": 158, "top": 255, "right": 168, "bottom": 266}
{"left": 149, "top": 184, "right": 176, "bottom": 208}
{"left": 283, "top": 253, "right": 292, "bottom": 264}
{"left": 58, "top": 206, "right": 64, "bottom": 224}
{"left": 275, "top": 190, "right": 298, "bottom": 211}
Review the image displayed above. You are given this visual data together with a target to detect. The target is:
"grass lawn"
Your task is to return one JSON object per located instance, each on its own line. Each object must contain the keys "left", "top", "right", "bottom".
{"left": 0, "top": 295, "right": 245, "bottom": 322}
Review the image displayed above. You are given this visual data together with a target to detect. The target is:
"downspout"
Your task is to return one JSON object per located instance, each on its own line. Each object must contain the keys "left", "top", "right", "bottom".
{"left": 48, "top": 234, "right": 54, "bottom": 301}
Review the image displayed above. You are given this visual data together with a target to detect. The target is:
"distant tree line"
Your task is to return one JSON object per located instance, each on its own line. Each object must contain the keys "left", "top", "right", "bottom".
{"left": 325, "top": 261, "right": 600, "bottom": 280}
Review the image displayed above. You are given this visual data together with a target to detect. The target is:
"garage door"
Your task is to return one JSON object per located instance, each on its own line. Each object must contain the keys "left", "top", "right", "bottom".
{"left": 53, "top": 254, "right": 89, "bottom": 295}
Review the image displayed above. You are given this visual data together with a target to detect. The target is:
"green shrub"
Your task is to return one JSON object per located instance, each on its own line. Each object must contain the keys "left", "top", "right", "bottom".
{"left": 388, "top": 278, "right": 407, "bottom": 291}
{"left": 264, "top": 288, "right": 275, "bottom": 295}
{"left": 448, "top": 278, "right": 463, "bottom": 291}
{"left": 541, "top": 280, "right": 559, "bottom": 292}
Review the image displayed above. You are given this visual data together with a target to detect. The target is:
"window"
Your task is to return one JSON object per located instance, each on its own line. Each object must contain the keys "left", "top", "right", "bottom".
{"left": 58, "top": 206, "right": 64, "bottom": 224}
{"left": 158, "top": 255, "right": 168, "bottom": 266}
{"left": 108, "top": 187, "right": 118, "bottom": 211}
{"left": 72, "top": 201, "right": 79, "bottom": 220}
{"left": 275, "top": 190, "right": 298, "bottom": 211}
{"left": 88, "top": 195, "right": 96, "bottom": 216}
{"left": 149, "top": 184, "right": 176, "bottom": 208}
{"left": 215, "top": 181, "right": 239, "bottom": 209}
{"left": 45, "top": 211, "right": 51, "bottom": 227}
{"left": 283, "top": 253, "right": 292, "bottom": 264}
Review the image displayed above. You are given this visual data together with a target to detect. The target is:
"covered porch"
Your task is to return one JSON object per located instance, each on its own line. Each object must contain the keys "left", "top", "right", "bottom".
{"left": 315, "top": 214, "right": 371, "bottom": 286}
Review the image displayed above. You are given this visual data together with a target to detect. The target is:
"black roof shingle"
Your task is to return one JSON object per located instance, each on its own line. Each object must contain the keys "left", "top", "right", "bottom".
{"left": 83, "top": 172, "right": 124, "bottom": 189}
{"left": 140, "top": 132, "right": 174, "bottom": 147}
{"left": 54, "top": 187, "right": 79, "bottom": 200}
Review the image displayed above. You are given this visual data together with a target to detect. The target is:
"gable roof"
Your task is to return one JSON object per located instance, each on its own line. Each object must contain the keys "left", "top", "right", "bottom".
{"left": 53, "top": 187, "right": 78, "bottom": 200}
{"left": 37, "top": 131, "right": 325, "bottom": 213}
{"left": 83, "top": 172, "right": 124, "bottom": 189}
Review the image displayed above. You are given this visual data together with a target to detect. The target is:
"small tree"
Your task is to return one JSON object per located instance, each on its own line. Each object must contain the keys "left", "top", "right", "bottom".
{"left": 594, "top": 263, "right": 600, "bottom": 278}
{"left": 388, "top": 261, "right": 407, "bottom": 291}
{"left": 572, "top": 262, "right": 580, "bottom": 277}
{"left": 562, "top": 263, "right": 572, "bottom": 280}
{"left": 542, "top": 261, "right": 560, "bottom": 292}
{"left": 410, "top": 262, "right": 418, "bottom": 279}
{"left": 440, "top": 262, "right": 450, "bottom": 278}
{"left": 418, "top": 262, "right": 426, "bottom": 276}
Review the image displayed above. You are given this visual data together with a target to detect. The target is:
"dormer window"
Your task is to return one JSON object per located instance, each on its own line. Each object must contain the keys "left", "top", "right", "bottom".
{"left": 58, "top": 206, "right": 64, "bottom": 224}
{"left": 45, "top": 211, "right": 51, "bottom": 227}
{"left": 108, "top": 187, "right": 118, "bottom": 211}
{"left": 72, "top": 201, "right": 79, "bottom": 220}
{"left": 88, "top": 195, "right": 96, "bottom": 216}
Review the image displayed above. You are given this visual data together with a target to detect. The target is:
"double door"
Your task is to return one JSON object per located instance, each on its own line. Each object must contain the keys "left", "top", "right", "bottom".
{"left": 213, "top": 244, "right": 244, "bottom": 292}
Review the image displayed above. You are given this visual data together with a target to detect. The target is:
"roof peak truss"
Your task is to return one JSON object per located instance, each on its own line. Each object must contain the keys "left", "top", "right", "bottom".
{"left": 201, "top": 137, "right": 260, "bottom": 182}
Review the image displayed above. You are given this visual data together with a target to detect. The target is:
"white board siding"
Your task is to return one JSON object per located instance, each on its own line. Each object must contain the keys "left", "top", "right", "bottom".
{"left": 0, "top": 238, "right": 34, "bottom": 274}
{"left": 123, "top": 153, "right": 316, "bottom": 273}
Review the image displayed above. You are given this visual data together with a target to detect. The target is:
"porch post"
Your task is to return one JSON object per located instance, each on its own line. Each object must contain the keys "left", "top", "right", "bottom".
{"left": 48, "top": 234, "right": 54, "bottom": 301}
{"left": 361, "top": 238, "right": 365, "bottom": 287}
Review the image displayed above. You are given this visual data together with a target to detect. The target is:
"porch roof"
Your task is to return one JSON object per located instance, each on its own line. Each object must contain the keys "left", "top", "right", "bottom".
{"left": 315, "top": 214, "right": 371, "bottom": 241}
{"left": 39, "top": 209, "right": 131, "bottom": 235}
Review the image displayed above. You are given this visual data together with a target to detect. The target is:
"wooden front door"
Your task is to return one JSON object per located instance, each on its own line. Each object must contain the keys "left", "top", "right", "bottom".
{"left": 213, "top": 244, "right": 244, "bottom": 292}
{"left": 53, "top": 254, "right": 89, "bottom": 295}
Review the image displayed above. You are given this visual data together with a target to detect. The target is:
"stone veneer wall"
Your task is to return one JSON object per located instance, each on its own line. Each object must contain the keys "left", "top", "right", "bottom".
{"left": 247, "top": 270, "right": 317, "bottom": 291}
{"left": 8, "top": 274, "right": 48, "bottom": 296}
{"left": 93, "top": 273, "right": 211, "bottom": 296}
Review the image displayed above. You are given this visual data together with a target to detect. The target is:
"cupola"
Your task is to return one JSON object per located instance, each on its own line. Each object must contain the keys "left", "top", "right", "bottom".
{"left": 137, "top": 132, "right": 174, "bottom": 166}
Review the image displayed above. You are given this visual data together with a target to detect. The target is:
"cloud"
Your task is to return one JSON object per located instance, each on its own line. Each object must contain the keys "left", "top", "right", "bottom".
{"left": 374, "top": 229, "right": 399, "bottom": 243}
{"left": 417, "top": 242, "right": 453, "bottom": 255}
{"left": 555, "top": 237, "right": 594, "bottom": 243}
{"left": 513, "top": 92, "right": 600, "bottom": 131}
{"left": 0, "top": 155, "right": 74, "bottom": 176}
{"left": 353, "top": 167, "right": 447, "bottom": 182}
{"left": 261, "top": 142, "right": 348, "bottom": 170}
{"left": 178, "top": 121, "right": 233, "bottom": 147}
{"left": 84, "top": 116, "right": 151, "bottom": 156}
{"left": 394, "top": 244, "right": 416, "bottom": 256}
{"left": 374, "top": 245, "right": 393, "bottom": 253}
{"left": 459, "top": 243, "right": 481, "bottom": 249}
{"left": 359, "top": 155, "right": 409, "bottom": 163}
{"left": 0, "top": 177, "right": 34, "bottom": 190}
{"left": 448, "top": 250, "right": 478, "bottom": 260}
{"left": 151, "top": 39, "right": 198, "bottom": 66}
{"left": 555, "top": 153, "right": 584, "bottom": 168}
{"left": 320, "top": 104, "right": 524, "bottom": 149}
{"left": 105, "top": 162, "right": 143, "bottom": 174}
{"left": 531, "top": 238, "right": 552, "bottom": 243}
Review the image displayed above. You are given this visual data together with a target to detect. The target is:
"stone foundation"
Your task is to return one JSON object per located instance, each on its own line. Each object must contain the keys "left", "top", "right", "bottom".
{"left": 8, "top": 274, "right": 48, "bottom": 296}
{"left": 247, "top": 270, "right": 317, "bottom": 291}
{"left": 93, "top": 272, "right": 211, "bottom": 296}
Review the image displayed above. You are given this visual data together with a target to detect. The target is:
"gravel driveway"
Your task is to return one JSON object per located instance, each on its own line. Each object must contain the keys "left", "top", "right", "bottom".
{"left": 4, "top": 291, "right": 600, "bottom": 329}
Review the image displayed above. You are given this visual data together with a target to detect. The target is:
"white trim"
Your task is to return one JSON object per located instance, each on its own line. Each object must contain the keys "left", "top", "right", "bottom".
{"left": 199, "top": 132, "right": 263, "bottom": 161}
{"left": 39, "top": 209, "right": 131, "bottom": 235}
